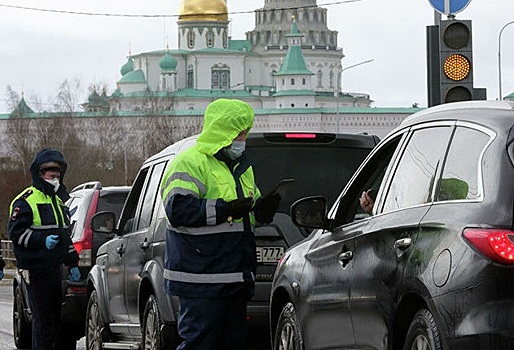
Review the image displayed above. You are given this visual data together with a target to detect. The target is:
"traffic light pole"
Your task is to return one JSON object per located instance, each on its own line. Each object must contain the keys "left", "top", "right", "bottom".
{"left": 498, "top": 20, "right": 514, "bottom": 100}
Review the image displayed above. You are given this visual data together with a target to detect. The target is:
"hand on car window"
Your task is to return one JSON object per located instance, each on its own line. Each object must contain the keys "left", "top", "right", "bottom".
{"left": 359, "top": 190, "right": 375, "bottom": 215}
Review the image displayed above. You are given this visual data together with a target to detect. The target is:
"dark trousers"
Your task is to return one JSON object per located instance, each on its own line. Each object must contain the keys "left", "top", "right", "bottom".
{"left": 26, "top": 269, "right": 62, "bottom": 350}
{"left": 177, "top": 293, "right": 248, "bottom": 350}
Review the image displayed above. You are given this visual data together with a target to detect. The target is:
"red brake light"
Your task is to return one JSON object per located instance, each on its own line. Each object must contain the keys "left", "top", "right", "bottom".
{"left": 463, "top": 228, "right": 514, "bottom": 265}
{"left": 285, "top": 133, "right": 317, "bottom": 139}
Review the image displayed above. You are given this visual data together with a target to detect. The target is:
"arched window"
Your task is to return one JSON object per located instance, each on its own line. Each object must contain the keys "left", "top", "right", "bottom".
{"left": 206, "top": 30, "right": 214, "bottom": 48}
{"left": 187, "top": 30, "right": 195, "bottom": 49}
{"left": 291, "top": 78, "right": 295, "bottom": 85}
{"left": 211, "top": 64, "right": 230, "bottom": 89}
{"left": 222, "top": 30, "right": 228, "bottom": 48}
{"left": 317, "top": 70, "right": 323, "bottom": 88}
{"left": 302, "top": 78, "right": 306, "bottom": 85}
{"left": 329, "top": 70, "right": 334, "bottom": 88}
{"left": 187, "top": 64, "right": 194, "bottom": 88}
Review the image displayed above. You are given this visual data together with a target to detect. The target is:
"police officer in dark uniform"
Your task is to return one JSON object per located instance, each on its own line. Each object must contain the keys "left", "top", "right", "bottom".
{"left": 8, "top": 149, "right": 80, "bottom": 350}
{"left": 160, "top": 99, "right": 280, "bottom": 350}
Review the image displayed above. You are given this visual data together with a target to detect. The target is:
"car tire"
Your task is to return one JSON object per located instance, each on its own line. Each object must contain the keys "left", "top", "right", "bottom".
{"left": 273, "top": 302, "right": 304, "bottom": 350}
{"left": 142, "top": 295, "right": 164, "bottom": 350}
{"left": 13, "top": 285, "right": 31, "bottom": 349}
{"left": 403, "top": 309, "right": 442, "bottom": 350}
{"left": 86, "top": 290, "right": 108, "bottom": 350}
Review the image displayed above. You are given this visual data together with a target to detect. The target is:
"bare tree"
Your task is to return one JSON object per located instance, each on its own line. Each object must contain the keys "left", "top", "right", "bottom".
{"left": 5, "top": 85, "right": 20, "bottom": 112}
{"left": 54, "top": 78, "right": 83, "bottom": 116}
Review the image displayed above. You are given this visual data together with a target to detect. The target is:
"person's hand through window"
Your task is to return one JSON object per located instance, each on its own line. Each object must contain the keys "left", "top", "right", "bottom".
{"left": 359, "top": 189, "right": 376, "bottom": 215}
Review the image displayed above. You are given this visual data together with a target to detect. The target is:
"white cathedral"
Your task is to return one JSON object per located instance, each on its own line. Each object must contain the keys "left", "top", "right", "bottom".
{"left": 5, "top": 0, "right": 421, "bottom": 138}
{"left": 80, "top": 0, "right": 418, "bottom": 137}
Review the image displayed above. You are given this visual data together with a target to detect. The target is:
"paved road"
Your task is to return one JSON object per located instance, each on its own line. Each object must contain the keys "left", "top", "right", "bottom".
{"left": 0, "top": 272, "right": 270, "bottom": 350}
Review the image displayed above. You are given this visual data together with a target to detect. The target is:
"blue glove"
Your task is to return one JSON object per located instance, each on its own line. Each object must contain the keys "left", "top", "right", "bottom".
{"left": 68, "top": 267, "right": 80, "bottom": 282}
{"left": 45, "top": 234, "right": 60, "bottom": 250}
{"left": 0, "top": 270, "right": 4, "bottom": 281}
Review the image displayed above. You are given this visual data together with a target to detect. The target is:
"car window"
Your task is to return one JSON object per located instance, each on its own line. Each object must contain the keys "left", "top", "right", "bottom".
{"left": 332, "top": 134, "right": 404, "bottom": 225}
{"left": 248, "top": 145, "right": 372, "bottom": 211}
{"left": 435, "top": 126, "right": 490, "bottom": 201}
{"left": 119, "top": 167, "right": 150, "bottom": 234}
{"left": 382, "top": 126, "right": 453, "bottom": 213}
{"left": 138, "top": 162, "right": 167, "bottom": 230}
{"left": 98, "top": 192, "right": 129, "bottom": 224}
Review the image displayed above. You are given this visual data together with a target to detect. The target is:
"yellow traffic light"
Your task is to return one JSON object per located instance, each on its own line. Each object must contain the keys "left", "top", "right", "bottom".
{"left": 443, "top": 54, "right": 470, "bottom": 81}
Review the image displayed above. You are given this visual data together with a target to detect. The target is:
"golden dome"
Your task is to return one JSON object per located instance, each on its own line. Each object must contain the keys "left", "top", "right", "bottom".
{"left": 178, "top": 0, "right": 228, "bottom": 22}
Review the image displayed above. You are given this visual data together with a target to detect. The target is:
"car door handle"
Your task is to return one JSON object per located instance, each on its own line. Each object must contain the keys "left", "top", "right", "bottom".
{"left": 116, "top": 244, "right": 125, "bottom": 256}
{"left": 394, "top": 238, "right": 412, "bottom": 250}
{"left": 338, "top": 250, "right": 353, "bottom": 261}
{"left": 140, "top": 239, "right": 150, "bottom": 250}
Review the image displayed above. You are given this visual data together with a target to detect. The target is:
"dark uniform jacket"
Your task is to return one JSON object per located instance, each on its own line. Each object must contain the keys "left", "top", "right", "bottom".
{"left": 160, "top": 99, "right": 260, "bottom": 298}
{"left": 8, "top": 149, "right": 79, "bottom": 271}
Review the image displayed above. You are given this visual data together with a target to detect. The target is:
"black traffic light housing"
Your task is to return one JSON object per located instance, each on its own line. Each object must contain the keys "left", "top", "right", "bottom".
{"left": 427, "top": 19, "right": 485, "bottom": 107}
{"left": 439, "top": 19, "right": 473, "bottom": 103}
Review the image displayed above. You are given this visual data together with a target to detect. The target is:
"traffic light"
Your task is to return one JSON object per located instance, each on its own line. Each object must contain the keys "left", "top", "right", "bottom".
{"left": 439, "top": 19, "right": 473, "bottom": 103}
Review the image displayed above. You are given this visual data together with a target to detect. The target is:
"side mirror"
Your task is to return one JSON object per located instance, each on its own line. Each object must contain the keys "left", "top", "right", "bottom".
{"left": 91, "top": 211, "right": 116, "bottom": 234}
{"left": 290, "top": 196, "right": 327, "bottom": 229}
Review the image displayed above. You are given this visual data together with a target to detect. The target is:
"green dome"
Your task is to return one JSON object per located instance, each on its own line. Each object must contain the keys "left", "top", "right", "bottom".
{"left": 159, "top": 51, "right": 177, "bottom": 71}
{"left": 120, "top": 57, "right": 134, "bottom": 76}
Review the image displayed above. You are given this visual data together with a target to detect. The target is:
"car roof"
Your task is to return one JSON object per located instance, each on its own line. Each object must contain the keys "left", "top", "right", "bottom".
{"left": 70, "top": 181, "right": 131, "bottom": 195}
{"left": 399, "top": 100, "right": 514, "bottom": 129}
{"left": 143, "top": 131, "right": 380, "bottom": 166}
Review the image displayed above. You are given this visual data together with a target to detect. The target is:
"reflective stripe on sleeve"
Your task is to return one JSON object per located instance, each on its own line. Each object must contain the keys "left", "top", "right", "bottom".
{"left": 164, "top": 269, "right": 244, "bottom": 284}
{"left": 205, "top": 199, "right": 217, "bottom": 225}
{"left": 167, "top": 221, "right": 250, "bottom": 235}
{"left": 18, "top": 228, "right": 33, "bottom": 247}
{"left": 163, "top": 172, "right": 206, "bottom": 196}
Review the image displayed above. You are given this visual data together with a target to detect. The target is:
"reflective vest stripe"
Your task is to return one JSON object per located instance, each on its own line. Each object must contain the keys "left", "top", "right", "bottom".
{"left": 31, "top": 224, "right": 62, "bottom": 230}
{"left": 162, "top": 171, "right": 206, "bottom": 201}
{"left": 164, "top": 187, "right": 198, "bottom": 206}
{"left": 164, "top": 269, "right": 244, "bottom": 284}
{"left": 167, "top": 221, "right": 249, "bottom": 235}
{"left": 18, "top": 229, "right": 33, "bottom": 248}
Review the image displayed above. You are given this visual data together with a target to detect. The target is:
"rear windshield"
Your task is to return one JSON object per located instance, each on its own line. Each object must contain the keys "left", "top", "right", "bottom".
{"left": 247, "top": 146, "right": 371, "bottom": 212}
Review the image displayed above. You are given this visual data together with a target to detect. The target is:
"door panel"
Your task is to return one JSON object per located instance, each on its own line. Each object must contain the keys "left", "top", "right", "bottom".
{"left": 104, "top": 235, "right": 129, "bottom": 323}
{"left": 300, "top": 221, "right": 364, "bottom": 349}
{"left": 350, "top": 206, "right": 428, "bottom": 349}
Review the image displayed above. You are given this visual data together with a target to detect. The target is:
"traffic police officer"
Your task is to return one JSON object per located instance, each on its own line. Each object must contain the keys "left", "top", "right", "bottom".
{"left": 160, "top": 98, "right": 280, "bottom": 350}
{"left": 8, "top": 148, "right": 80, "bottom": 350}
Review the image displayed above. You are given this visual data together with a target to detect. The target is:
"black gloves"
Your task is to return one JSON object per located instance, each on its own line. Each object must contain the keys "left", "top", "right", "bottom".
{"left": 254, "top": 194, "right": 281, "bottom": 225}
{"left": 225, "top": 197, "right": 254, "bottom": 220}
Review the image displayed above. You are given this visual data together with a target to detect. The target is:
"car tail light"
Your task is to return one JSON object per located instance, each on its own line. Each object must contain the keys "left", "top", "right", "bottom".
{"left": 285, "top": 133, "right": 317, "bottom": 139}
{"left": 463, "top": 228, "right": 514, "bottom": 265}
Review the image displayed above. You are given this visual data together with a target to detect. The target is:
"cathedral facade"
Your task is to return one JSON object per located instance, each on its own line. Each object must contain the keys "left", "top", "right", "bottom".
{"left": 86, "top": 0, "right": 373, "bottom": 114}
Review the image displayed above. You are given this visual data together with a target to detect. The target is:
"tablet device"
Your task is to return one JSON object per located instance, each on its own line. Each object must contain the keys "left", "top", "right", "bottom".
{"left": 265, "top": 178, "right": 295, "bottom": 197}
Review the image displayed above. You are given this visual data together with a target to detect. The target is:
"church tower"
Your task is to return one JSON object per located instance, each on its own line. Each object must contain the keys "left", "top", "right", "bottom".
{"left": 177, "top": 0, "right": 229, "bottom": 51}
{"left": 274, "top": 19, "right": 315, "bottom": 109}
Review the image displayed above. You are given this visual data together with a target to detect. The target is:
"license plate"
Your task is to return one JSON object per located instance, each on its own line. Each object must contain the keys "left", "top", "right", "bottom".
{"left": 256, "top": 246, "right": 284, "bottom": 263}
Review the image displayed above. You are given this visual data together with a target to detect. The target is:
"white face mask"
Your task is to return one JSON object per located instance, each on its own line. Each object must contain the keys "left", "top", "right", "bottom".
{"left": 45, "top": 178, "right": 60, "bottom": 192}
{"left": 224, "top": 140, "right": 246, "bottom": 160}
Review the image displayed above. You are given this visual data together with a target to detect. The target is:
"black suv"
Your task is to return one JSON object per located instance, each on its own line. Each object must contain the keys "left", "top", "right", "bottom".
{"left": 13, "top": 182, "right": 130, "bottom": 349}
{"left": 85, "top": 132, "right": 379, "bottom": 349}
{"left": 271, "top": 101, "right": 514, "bottom": 350}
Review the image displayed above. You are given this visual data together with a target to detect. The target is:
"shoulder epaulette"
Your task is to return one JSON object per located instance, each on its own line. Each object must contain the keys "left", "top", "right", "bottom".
{"left": 21, "top": 189, "right": 33, "bottom": 200}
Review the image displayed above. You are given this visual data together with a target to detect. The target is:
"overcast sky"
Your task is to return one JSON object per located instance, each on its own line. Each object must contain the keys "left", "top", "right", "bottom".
{"left": 0, "top": 0, "right": 513, "bottom": 113}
